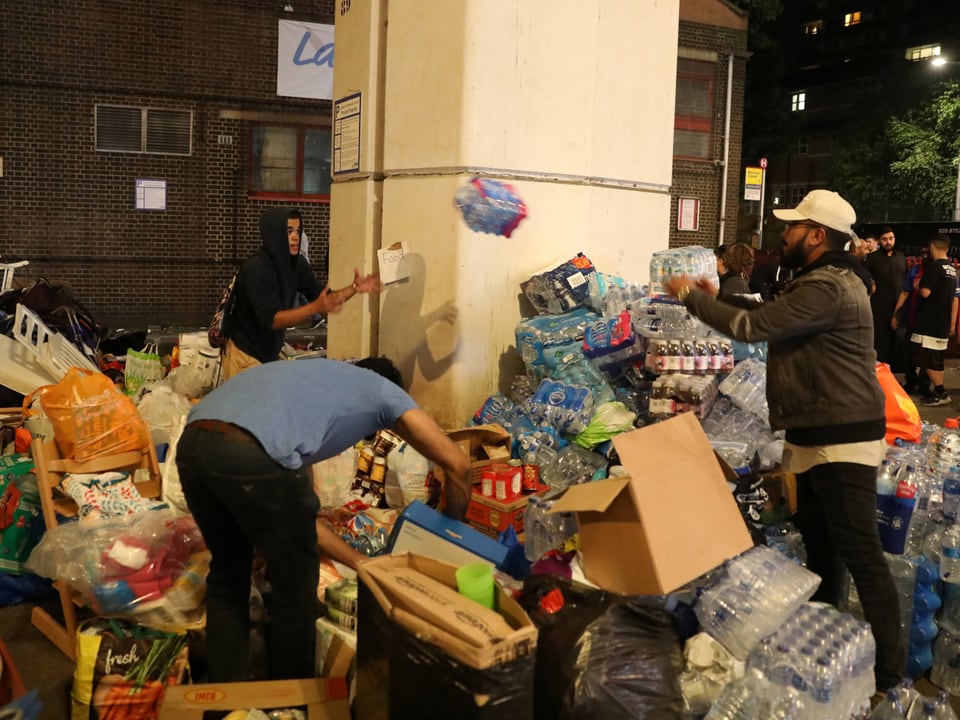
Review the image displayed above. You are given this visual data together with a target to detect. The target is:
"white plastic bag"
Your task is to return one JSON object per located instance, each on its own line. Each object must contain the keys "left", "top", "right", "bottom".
{"left": 161, "top": 413, "right": 189, "bottom": 513}
{"left": 385, "top": 441, "right": 431, "bottom": 508}
{"left": 311, "top": 446, "right": 358, "bottom": 508}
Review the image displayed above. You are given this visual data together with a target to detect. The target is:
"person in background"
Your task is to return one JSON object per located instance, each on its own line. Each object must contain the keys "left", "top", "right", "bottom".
{"left": 664, "top": 189, "right": 904, "bottom": 693}
{"left": 220, "top": 208, "right": 381, "bottom": 381}
{"left": 861, "top": 232, "right": 878, "bottom": 256}
{"left": 892, "top": 243, "right": 931, "bottom": 396}
{"left": 864, "top": 226, "right": 907, "bottom": 367}
{"left": 749, "top": 255, "right": 792, "bottom": 302}
{"left": 908, "top": 235, "right": 958, "bottom": 406}
{"left": 844, "top": 234, "right": 874, "bottom": 294}
{"left": 717, "top": 243, "right": 755, "bottom": 299}
{"left": 714, "top": 244, "right": 727, "bottom": 278}
{"left": 175, "top": 357, "right": 471, "bottom": 683}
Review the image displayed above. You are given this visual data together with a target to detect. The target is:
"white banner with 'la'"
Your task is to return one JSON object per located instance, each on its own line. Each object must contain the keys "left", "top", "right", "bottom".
{"left": 277, "top": 20, "right": 334, "bottom": 100}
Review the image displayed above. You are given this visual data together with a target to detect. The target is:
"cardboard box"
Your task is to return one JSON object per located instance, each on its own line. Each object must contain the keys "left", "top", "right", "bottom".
{"left": 466, "top": 489, "right": 528, "bottom": 537}
{"left": 360, "top": 563, "right": 514, "bottom": 648}
{"left": 387, "top": 500, "right": 508, "bottom": 568}
{"left": 158, "top": 678, "right": 349, "bottom": 720}
{"left": 355, "top": 553, "right": 536, "bottom": 720}
{"left": 761, "top": 467, "right": 798, "bottom": 521}
{"left": 315, "top": 617, "right": 356, "bottom": 678}
{"left": 433, "top": 424, "right": 512, "bottom": 484}
{"left": 549, "top": 412, "right": 752, "bottom": 596}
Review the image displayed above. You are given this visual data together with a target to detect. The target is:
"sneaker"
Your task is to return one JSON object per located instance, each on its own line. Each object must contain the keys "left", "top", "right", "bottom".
{"left": 923, "top": 393, "right": 952, "bottom": 407}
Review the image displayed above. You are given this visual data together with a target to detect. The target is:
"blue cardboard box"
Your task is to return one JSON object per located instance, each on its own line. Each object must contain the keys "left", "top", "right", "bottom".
{"left": 387, "top": 501, "right": 508, "bottom": 569}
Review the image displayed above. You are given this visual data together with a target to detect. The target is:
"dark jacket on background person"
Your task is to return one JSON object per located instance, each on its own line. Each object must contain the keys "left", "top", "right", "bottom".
{"left": 684, "top": 252, "right": 884, "bottom": 437}
{"left": 718, "top": 272, "right": 752, "bottom": 299}
{"left": 226, "top": 208, "right": 323, "bottom": 364}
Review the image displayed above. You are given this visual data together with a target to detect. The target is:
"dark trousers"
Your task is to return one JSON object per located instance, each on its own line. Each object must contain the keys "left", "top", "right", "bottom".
{"left": 796, "top": 462, "right": 905, "bottom": 690}
{"left": 176, "top": 425, "right": 320, "bottom": 682}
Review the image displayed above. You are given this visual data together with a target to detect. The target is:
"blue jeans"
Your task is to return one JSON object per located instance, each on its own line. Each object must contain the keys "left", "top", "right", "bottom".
{"left": 796, "top": 462, "right": 905, "bottom": 690}
{"left": 176, "top": 424, "right": 320, "bottom": 681}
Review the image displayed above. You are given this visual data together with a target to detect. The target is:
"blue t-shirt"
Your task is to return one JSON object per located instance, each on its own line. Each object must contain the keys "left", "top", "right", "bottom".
{"left": 187, "top": 359, "right": 418, "bottom": 469}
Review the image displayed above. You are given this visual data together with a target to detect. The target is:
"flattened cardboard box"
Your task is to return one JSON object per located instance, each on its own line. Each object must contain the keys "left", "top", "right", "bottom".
{"left": 549, "top": 412, "right": 752, "bottom": 596}
{"left": 357, "top": 552, "right": 537, "bottom": 671}
{"left": 158, "top": 678, "right": 349, "bottom": 720}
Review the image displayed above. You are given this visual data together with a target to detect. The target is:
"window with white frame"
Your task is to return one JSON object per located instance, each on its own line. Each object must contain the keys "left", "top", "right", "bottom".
{"left": 790, "top": 186, "right": 808, "bottom": 206}
{"left": 797, "top": 135, "right": 809, "bottom": 155}
{"left": 791, "top": 92, "right": 807, "bottom": 112}
{"left": 905, "top": 44, "right": 941, "bottom": 61}
{"left": 95, "top": 106, "right": 192, "bottom": 155}
{"left": 844, "top": 11, "right": 861, "bottom": 27}
{"left": 804, "top": 20, "right": 823, "bottom": 36}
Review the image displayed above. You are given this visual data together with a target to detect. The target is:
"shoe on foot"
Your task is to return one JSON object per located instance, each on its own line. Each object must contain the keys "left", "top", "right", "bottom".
{"left": 923, "top": 393, "right": 952, "bottom": 407}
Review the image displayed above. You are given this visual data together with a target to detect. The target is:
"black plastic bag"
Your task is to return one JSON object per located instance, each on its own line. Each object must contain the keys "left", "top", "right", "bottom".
{"left": 520, "top": 575, "right": 684, "bottom": 720}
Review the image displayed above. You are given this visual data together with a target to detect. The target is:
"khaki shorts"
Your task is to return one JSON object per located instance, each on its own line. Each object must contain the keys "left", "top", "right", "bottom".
{"left": 219, "top": 339, "right": 261, "bottom": 383}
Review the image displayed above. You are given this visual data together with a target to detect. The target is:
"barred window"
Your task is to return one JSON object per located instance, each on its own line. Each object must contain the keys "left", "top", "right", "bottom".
{"left": 95, "top": 105, "right": 192, "bottom": 155}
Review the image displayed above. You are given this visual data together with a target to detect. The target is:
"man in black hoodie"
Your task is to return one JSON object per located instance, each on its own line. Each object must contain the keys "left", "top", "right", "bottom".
{"left": 221, "top": 208, "right": 380, "bottom": 381}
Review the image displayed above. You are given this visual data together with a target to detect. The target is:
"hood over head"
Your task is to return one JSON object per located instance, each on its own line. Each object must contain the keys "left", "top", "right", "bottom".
{"left": 259, "top": 207, "right": 300, "bottom": 304}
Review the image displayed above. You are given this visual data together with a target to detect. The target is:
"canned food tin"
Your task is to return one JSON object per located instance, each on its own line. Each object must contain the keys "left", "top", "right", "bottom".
{"left": 522, "top": 462, "right": 540, "bottom": 492}
{"left": 495, "top": 472, "right": 509, "bottom": 500}
{"left": 370, "top": 456, "right": 387, "bottom": 483}
{"left": 357, "top": 447, "right": 374, "bottom": 475}
{"left": 481, "top": 467, "right": 497, "bottom": 497}
{"left": 508, "top": 459, "right": 523, "bottom": 496}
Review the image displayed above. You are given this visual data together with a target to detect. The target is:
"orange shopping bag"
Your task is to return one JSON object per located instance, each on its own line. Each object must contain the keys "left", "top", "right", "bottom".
{"left": 876, "top": 362, "right": 921, "bottom": 445}
{"left": 24, "top": 368, "right": 150, "bottom": 462}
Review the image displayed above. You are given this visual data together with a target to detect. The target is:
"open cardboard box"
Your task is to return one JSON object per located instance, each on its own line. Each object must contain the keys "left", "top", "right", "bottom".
{"left": 433, "top": 423, "right": 512, "bottom": 484}
{"left": 549, "top": 412, "right": 752, "bottom": 595}
{"left": 159, "top": 678, "right": 349, "bottom": 720}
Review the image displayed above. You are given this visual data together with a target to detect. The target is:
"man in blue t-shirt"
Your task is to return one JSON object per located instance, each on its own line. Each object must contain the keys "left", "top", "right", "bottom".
{"left": 176, "top": 357, "right": 470, "bottom": 683}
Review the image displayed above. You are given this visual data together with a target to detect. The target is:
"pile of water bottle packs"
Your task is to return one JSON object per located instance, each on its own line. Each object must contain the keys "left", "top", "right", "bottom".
{"left": 870, "top": 419, "right": 960, "bottom": 692}
{"left": 693, "top": 545, "right": 881, "bottom": 719}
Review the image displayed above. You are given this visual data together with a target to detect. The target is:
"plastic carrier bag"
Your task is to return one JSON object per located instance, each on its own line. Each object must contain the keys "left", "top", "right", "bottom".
{"left": 876, "top": 361, "right": 921, "bottom": 445}
{"left": 123, "top": 343, "right": 165, "bottom": 397}
{"left": 26, "top": 368, "right": 151, "bottom": 462}
{"left": 71, "top": 617, "right": 189, "bottom": 720}
{"left": 519, "top": 574, "right": 685, "bottom": 720}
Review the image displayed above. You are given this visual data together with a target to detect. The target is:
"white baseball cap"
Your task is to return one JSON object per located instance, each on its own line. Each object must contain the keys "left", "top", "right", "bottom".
{"left": 773, "top": 189, "right": 856, "bottom": 235}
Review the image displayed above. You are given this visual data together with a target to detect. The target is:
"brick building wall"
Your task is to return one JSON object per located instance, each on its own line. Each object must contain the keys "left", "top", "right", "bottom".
{"left": 0, "top": 0, "right": 335, "bottom": 329}
{"left": 670, "top": 20, "right": 748, "bottom": 250}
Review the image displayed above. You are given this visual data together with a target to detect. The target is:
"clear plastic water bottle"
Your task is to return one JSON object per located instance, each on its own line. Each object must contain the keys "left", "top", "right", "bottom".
{"left": 932, "top": 627, "right": 960, "bottom": 695}
{"left": 942, "top": 526, "right": 960, "bottom": 582}
{"left": 944, "top": 467, "right": 960, "bottom": 526}
{"left": 870, "top": 689, "right": 908, "bottom": 719}
{"left": 907, "top": 698, "right": 940, "bottom": 720}
{"left": 934, "top": 690, "right": 958, "bottom": 720}
{"left": 905, "top": 467, "right": 935, "bottom": 556}
{"left": 929, "top": 418, "right": 960, "bottom": 476}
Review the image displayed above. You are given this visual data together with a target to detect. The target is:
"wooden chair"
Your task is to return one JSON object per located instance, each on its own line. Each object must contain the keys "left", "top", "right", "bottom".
{"left": 30, "top": 435, "right": 161, "bottom": 659}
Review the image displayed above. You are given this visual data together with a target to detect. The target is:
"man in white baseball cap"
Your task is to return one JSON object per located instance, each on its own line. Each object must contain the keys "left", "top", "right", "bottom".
{"left": 664, "top": 189, "right": 904, "bottom": 693}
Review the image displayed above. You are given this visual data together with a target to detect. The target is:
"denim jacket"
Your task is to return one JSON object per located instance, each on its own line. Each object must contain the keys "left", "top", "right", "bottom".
{"left": 685, "top": 252, "right": 885, "bottom": 433}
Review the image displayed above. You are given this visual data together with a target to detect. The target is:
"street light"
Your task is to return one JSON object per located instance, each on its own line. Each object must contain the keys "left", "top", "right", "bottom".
{"left": 930, "top": 57, "right": 960, "bottom": 219}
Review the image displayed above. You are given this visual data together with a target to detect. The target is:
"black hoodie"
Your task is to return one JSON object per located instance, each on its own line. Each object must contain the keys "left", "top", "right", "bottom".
{"left": 226, "top": 208, "right": 322, "bottom": 363}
